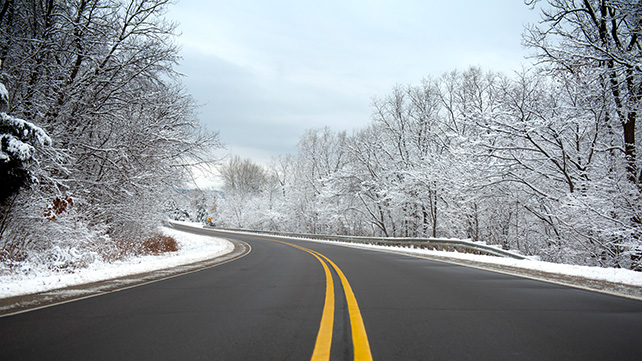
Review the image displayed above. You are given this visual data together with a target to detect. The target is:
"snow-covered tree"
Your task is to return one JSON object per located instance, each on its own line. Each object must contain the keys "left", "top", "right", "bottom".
{"left": 525, "top": 0, "right": 642, "bottom": 184}
{"left": 215, "top": 156, "right": 270, "bottom": 229}
{"left": 219, "top": 156, "right": 268, "bottom": 195}
{"left": 523, "top": 0, "right": 642, "bottom": 267}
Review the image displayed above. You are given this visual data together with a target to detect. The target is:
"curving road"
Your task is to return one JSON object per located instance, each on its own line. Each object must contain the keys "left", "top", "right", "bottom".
{"left": 1, "top": 226, "right": 641, "bottom": 360}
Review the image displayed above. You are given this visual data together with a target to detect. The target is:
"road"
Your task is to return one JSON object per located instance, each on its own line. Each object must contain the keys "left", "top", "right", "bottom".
{"left": 1, "top": 226, "right": 641, "bottom": 360}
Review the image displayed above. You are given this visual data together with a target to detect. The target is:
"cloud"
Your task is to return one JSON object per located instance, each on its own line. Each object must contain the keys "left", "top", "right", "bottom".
{"left": 170, "top": 0, "right": 540, "bottom": 164}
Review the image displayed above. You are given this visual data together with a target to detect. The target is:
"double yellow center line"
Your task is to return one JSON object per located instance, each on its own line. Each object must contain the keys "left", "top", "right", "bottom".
{"left": 273, "top": 240, "right": 373, "bottom": 361}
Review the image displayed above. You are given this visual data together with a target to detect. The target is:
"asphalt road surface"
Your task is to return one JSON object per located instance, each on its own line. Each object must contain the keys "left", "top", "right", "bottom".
{"left": 1, "top": 227, "right": 641, "bottom": 360}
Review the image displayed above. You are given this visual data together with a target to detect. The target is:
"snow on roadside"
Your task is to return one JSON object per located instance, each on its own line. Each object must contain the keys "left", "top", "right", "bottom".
{"left": 0, "top": 225, "right": 233, "bottom": 298}
{"left": 332, "top": 241, "right": 642, "bottom": 287}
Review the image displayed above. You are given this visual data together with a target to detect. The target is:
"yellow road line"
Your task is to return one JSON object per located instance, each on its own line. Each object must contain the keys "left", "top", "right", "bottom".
{"left": 307, "top": 251, "right": 335, "bottom": 360}
{"left": 269, "top": 241, "right": 335, "bottom": 360}
{"left": 312, "top": 251, "right": 373, "bottom": 361}
{"left": 267, "top": 238, "right": 373, "bottom": 361}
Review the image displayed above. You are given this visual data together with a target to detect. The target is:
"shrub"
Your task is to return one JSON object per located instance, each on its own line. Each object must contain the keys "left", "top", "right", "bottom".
{"left": 141, "top": 234, "right": 179, "bottom": 255}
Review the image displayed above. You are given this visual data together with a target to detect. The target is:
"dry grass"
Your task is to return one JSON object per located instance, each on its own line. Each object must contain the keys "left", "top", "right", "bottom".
{"left": 140, "top": 234, "right": 179, "bottom": 255}
{"left": 98, "top": 234, "right": 179, "bottom": 262}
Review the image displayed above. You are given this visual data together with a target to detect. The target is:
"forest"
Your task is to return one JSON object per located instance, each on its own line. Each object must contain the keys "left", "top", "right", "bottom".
{"left": 0, "top": 0, "right": 219, "bottom": 272}
{"left": 209, "top": 0, "right": 642, "bottom": 270}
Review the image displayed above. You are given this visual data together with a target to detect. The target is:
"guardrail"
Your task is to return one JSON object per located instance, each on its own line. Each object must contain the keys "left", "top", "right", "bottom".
{"left": 204, "top": 226, "right": 526, "bottom": 260}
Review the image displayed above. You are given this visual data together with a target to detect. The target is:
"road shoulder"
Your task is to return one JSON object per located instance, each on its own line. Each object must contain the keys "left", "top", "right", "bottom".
{"left": 335, "top": 243, "right": 642, "bottom": 301}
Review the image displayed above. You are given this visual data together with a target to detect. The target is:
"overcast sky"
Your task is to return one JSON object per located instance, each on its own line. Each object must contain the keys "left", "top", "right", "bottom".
{"left": 168, "top": 0, "right": 541, "bottom": 169}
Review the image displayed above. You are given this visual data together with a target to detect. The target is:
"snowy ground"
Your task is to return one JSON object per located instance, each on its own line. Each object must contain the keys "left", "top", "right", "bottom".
{"left": 0, "top": 226, "right": 233, "bottom": 298}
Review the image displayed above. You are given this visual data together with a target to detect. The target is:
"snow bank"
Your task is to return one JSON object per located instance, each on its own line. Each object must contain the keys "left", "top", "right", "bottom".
{"left": 0, "top": 226, "right": 233, "bottom": 298}
{"left": 339, "top": 242, "right": 642, "bottom": 287}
